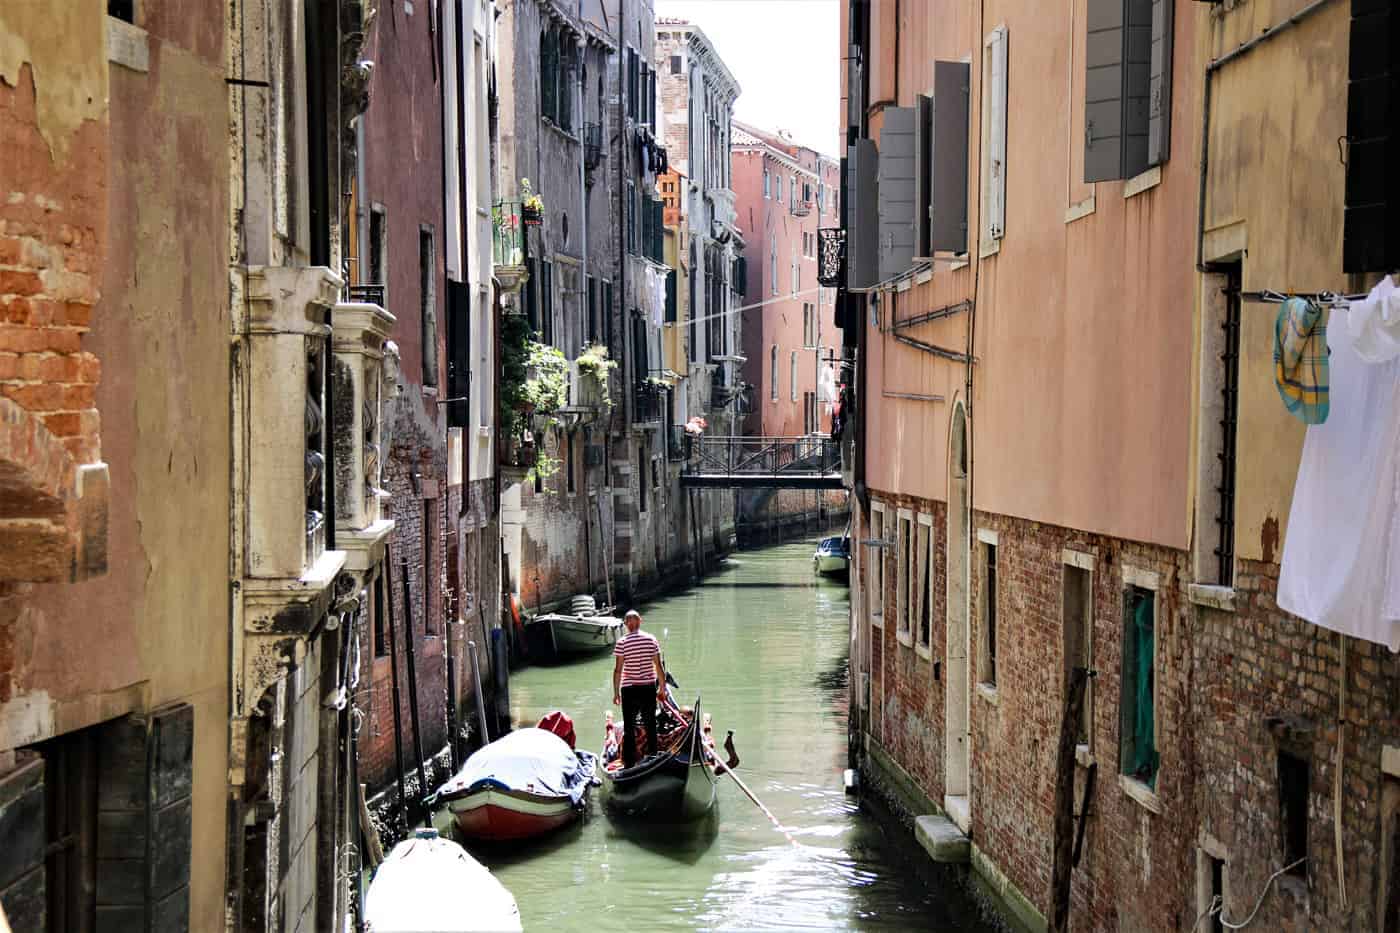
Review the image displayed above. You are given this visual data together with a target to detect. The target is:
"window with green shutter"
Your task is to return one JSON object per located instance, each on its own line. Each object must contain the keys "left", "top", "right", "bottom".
{"left": 1119, "top": 586, "right": 1159, "bottom": 789}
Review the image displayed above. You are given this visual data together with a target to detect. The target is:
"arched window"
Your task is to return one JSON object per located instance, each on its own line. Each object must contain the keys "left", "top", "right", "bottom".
{"left": 790, "top": 351, "right": 798, "bottom": 401}
{"left": 541, "top": 27, "right": 558, "bottom": 123}
{"left": 770, "top": 346, "right": 778, "bottom": 401}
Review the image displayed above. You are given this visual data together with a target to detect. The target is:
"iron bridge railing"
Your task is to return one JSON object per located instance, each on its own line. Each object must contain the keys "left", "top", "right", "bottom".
{"left": 683, "top": 434, "right": 839, "bottom": 478}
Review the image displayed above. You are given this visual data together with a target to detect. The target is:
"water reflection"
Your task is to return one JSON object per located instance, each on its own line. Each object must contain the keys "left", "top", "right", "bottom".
{"left": 460, "top": 540, "right": 997, "bottom": 931}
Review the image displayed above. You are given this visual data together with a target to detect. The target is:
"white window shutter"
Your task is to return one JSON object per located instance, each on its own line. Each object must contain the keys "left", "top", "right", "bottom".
{"left": 988, "top": 27, "right": 1008, "bottom": 240}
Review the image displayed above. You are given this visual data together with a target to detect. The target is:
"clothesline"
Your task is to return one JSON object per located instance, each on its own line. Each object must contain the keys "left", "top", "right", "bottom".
{"left": 1239, "top": 289, "right": 1365, "bottom": 308}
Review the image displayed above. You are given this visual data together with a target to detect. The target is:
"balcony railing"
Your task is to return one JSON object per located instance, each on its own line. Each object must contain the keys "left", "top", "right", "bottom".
{"left": 347, "top": 283, "right": 385, "bottom": 306}
{"left": 633, "top": 381, "right": 665, "bottom": 424}
{"left": 818, "top": 227, "right": 846, "bottom": 288}
{"left": 667, "top": 425, "right": 690, "bottom": 462}
{"left": 493, "top": 201, "right": 525, "bottom": 268}
{"left": 584, "top": 122, "right": 603, "bottom": 172}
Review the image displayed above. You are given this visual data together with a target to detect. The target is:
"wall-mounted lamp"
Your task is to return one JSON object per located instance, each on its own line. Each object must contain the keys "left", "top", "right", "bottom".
{"left": 409, "top": 471, "right": 423, "bottom": 497}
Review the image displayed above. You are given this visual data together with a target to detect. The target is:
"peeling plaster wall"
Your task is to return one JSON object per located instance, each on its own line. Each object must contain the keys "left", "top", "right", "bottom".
{"left": 0, "top": 4, "right": 232, "bottom": 930}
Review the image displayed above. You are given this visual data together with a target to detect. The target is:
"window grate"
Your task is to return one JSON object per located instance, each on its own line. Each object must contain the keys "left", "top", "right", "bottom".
{"left": 1215, "top": 268, "right": 1240, "bottom": 585}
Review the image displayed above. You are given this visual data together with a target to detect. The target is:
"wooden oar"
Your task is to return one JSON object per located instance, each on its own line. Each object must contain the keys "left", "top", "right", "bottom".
{"left": 720, "top": 751, "right": 801, "bottom": 849}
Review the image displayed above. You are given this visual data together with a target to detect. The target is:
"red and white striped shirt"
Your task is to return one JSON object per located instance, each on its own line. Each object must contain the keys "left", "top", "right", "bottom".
{"left": 614, "top": 630, "right": 660, "bottom": 687}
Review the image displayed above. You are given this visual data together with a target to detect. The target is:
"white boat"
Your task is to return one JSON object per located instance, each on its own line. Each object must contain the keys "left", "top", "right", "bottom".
{"left": 364, "top": 828, "right": 522, "bottom": 932}
{"left": 812, "top": 535, "right": 851, "bottom": 576}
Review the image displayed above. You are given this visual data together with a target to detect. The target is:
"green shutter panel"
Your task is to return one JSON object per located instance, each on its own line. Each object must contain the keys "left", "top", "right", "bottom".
{"left": 1118, "top": 593, "right": 1137, "bottom": 775}
{"left": 913, "top": 94, "right": 933, "bottom": 258}
{"left": 1085, "top": 0, "right": 1126, "bottom": 182}
{"left": 446, "top": 281, "right": 471, "bottom": 427}
{"left": 932, "top": 61, "right": 971, "bottom": 253}
{"left": 877, "top": 106, "right": 917, "bottom": 282}
{"left": 665, "top": 270, "right": 677, "bottom": 322}
{"left": 1147, "top": 0, "right": 1173, "bottom": 166}
{"left": 1344, "top": 0, "right": 1400, "bottom": 273}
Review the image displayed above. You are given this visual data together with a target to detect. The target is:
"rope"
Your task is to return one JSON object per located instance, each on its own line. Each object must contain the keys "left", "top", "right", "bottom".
{"left": 1187, "top": 858, "right": 1308, "bottom": 932}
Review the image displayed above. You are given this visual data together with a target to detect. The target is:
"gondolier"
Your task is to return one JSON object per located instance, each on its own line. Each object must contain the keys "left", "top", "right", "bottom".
{"left": 612, "top": 610, "right": 666, "bottom": 767}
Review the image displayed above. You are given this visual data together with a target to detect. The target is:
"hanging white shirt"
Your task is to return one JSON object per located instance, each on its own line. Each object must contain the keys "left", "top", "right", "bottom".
{"left": 1278, "top": 277, "right": 1400, "bottom": 649}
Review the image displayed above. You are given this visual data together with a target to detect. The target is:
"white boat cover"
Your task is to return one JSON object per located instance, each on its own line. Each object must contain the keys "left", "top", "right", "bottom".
{"left": 365, "top": 831, "right": 522, "bottom": 932}
{"left": 435, "top": 727, "right": 593, "bottom": 804}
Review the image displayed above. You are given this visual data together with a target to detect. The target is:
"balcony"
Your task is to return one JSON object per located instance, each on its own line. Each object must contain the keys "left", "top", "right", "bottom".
{"left": 347, "top": 283, "right": 385, "bottom": 306}
{"left": 584, "top": 122, "right": 603, "bottom": 174}
{"left": 633, "top": 381, "right": 666, "bottom": 424}
{"left": 818, "top": 227, "right": 846, "bottom": 288}
{"left": 667, "top": 425, "right": 691, "bottom": 462}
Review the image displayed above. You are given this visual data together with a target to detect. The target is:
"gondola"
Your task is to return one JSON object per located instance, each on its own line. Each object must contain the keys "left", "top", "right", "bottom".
{"left": 599, "top": 697, "right": 718, "bottom": 822}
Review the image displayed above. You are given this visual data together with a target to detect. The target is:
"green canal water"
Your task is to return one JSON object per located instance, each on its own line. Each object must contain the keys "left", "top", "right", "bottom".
{"left": 471, "top": 540, "right": 998, "bottom": 931}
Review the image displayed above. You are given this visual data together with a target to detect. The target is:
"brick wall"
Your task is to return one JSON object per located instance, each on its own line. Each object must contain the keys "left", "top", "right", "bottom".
{"left": 0, "top": 58, "right": 107, "bottom": 583}
{"left": 1194, "top": 558, "right": 1400, "bottom": 931}
{"left": 863, "top": 496, "right": 1201, "bottom": 930}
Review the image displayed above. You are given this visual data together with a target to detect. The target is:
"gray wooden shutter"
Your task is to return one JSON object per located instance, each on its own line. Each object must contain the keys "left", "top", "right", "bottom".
{"left": 877, "top": 107, "right": 917, "bottom": 282}
{"left": 1147, "top": 0, "right": 1174, "bottom": 166}
{"left": 0, "top": 759, "right": 46, "bottom": 932}
{"left": 913, "top": 94, "right": 933, "bottom": 258}
{"left": 145, "top": 705, "right": 194, "bottom": 930}
{"left": 846, "top": 139, "right": 880, "bottom": 290}
{"left": 1085, "top": 0, "right": 1125, "bottom": 182}
{"left": 1123, "top": 0, "right": 1153, "bottom": 177}
{"left": 932, "top": 61, "right": 971, "bottom": 253}
{"left": 1344, "top": 0, "right": 1400, "bottom": 273}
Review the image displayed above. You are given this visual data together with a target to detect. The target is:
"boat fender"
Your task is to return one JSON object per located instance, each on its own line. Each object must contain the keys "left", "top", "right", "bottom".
{"left": 509, "top": 593, "right": 523, "bottom": 629}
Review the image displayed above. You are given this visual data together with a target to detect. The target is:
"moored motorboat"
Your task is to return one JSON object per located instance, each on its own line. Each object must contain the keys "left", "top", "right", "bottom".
{"left": 542, "top": 611, "right": 624, "bottom": 654}
{"left": 600, "top": 699, "right": 718, "bottom": 822}
{"left": 812, "top": 535, "right": 850, "bottom": 576}
{"left": 433, "top": 723, "right": 596, "bottom": 842}
{"left": 364, "top": 828, "right": 522, "bottom": 932}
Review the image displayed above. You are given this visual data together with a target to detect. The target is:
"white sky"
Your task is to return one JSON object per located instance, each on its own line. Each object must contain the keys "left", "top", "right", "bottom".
{"left": 656, "top": 0, "right": 840, "bottom": 157}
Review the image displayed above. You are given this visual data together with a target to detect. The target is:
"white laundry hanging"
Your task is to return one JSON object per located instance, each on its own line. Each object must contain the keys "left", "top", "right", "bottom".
{"left": 1278, "top": 276, "right": 1400, "bottom": 649}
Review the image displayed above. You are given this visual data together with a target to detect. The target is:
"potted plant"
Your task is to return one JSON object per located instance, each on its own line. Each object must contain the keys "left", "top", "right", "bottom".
{"left": 520, "top": 178, "right": 544, "bottom": 226}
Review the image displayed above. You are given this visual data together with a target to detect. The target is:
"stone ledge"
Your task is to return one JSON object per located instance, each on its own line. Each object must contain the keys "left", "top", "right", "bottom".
{"left": 915, "top": 814, "right": 969, "bottom": 863}
{"left": 1188, "top": 583, "right": 1236, "bottom": 612}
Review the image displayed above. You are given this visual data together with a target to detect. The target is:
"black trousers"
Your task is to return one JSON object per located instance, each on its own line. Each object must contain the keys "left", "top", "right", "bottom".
{"left": 620, "top": 682, "right": 658, "bottom": 766}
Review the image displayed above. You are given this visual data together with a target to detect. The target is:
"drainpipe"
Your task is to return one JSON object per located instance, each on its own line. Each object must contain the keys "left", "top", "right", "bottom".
{"left": 579, "top": 34, "right": 588, "bottom": 348}
{"left": 1196, "top": 0, "right": 1340, "bottom": 272}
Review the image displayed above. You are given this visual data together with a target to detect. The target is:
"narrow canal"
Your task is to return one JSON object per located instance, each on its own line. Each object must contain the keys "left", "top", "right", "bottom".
{"left": 471, "top": 539, "right": 999, "bottom": 931}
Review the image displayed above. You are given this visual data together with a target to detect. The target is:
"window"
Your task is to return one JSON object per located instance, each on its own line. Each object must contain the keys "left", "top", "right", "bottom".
{"left": 803, "top": 303, "right": 816, "bottom": 348}
{"left": 557, "top": 40, "right": 574, "bottom": 131}
{"left": 897, "top": 512, "right": 913, "bottom": 644}
{"left": 637, "top": 443, "right": 648, "bottom": 512}
{"left": 420, "top": 228, "right": 438, "bottom": 387}
{"left": 791, "top": 250, "right": 799, "bottom": 295}
{"left": 374, "top": 575, "right": 388, "bottom": 657}
{"left": 670, "top": 54, "right": 682, "bottom": 74}
{"left": 664, "top": 270, "right": 677, "bottom": 323}
{"left": 626, "top": 47, "right": 639, "bottom": 121}
{"left": 763, "top": 169, "right": 770, "bottom": 198}
{"left": 1083, "top": 0, "right": 1173, "bottom": 183}
{"left": 369, "top": 205, "right": 387, "bottom": 289}
{"left": 869, "top": 504, "right": 885, "bottom": 625}
{"left": 803, "top": 390, "right": 816, "bottom": 435}
{"left": 586, "top": 275, "right": 597, "bottom": 343}
{"left": 566, "top": 431, "right": 576, "bottom": 494}
{"left": 917, "top": 516, "right": 932, "bottom": 651}
{"left": 1119, "top": 584, "right": 1158, "bottom": 789}
{"left": 1063, "top": 561, "right": 1092, "bottom": 746}
{"left": 423, "top": 500, "right": 437, "bottom": 634}
{"left": 539, "top": 259, "right": 554, "bottom": 346}
{"left": 789, "top": 351, "right": 798, "bottom": 402}
{"left": 980, "top": 541, "right": 998, "bottom": 686}
{"left": 1211, "top": 264, "right": 1241, "bottom": 585}
{"left": 108, "top": 0, "right": 134, "bottom": 21}
{"left": 776, "top": 174, "right": 783, "bottom": 202}
{"left": 626, "top": 181, "right": 637, "bottom": 254}
{"left": 769, "top": 346, "right": 778, "bottom": 401}
{"left": 769, "top": 234, "right": 778, "bottom": 295}
{"left": 1344, "top": 0, "right": 1399, "bottom": 272}
{"left": 541, "top": 28, "right": 558, "bottom": 124}
{"left": 1278, "top": 751, "right": 1309, "bottom": 877}
{"left": 916, "top": 62, "right": 972, "bottom": 255}
{"left": 981, "top": 26, "right": 1008, "bottom": 242}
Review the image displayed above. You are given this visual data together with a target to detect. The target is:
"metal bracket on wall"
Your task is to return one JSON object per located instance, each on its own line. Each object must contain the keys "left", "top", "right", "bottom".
{"left": 892, "top": 298, "right": 972, "bottom": 331}
{"left": 892, "top": 332, "right": 974, "bottom": 364}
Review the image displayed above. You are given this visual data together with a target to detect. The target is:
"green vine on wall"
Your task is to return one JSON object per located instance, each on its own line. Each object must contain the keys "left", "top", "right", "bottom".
{"left": 499, "top": 312, "right": 568, "bottom": 440}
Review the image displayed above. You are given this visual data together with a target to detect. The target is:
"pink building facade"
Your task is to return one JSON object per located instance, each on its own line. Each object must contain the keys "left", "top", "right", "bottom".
{"left": 734, "top": 123, "right": 840, "bottom": 439}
